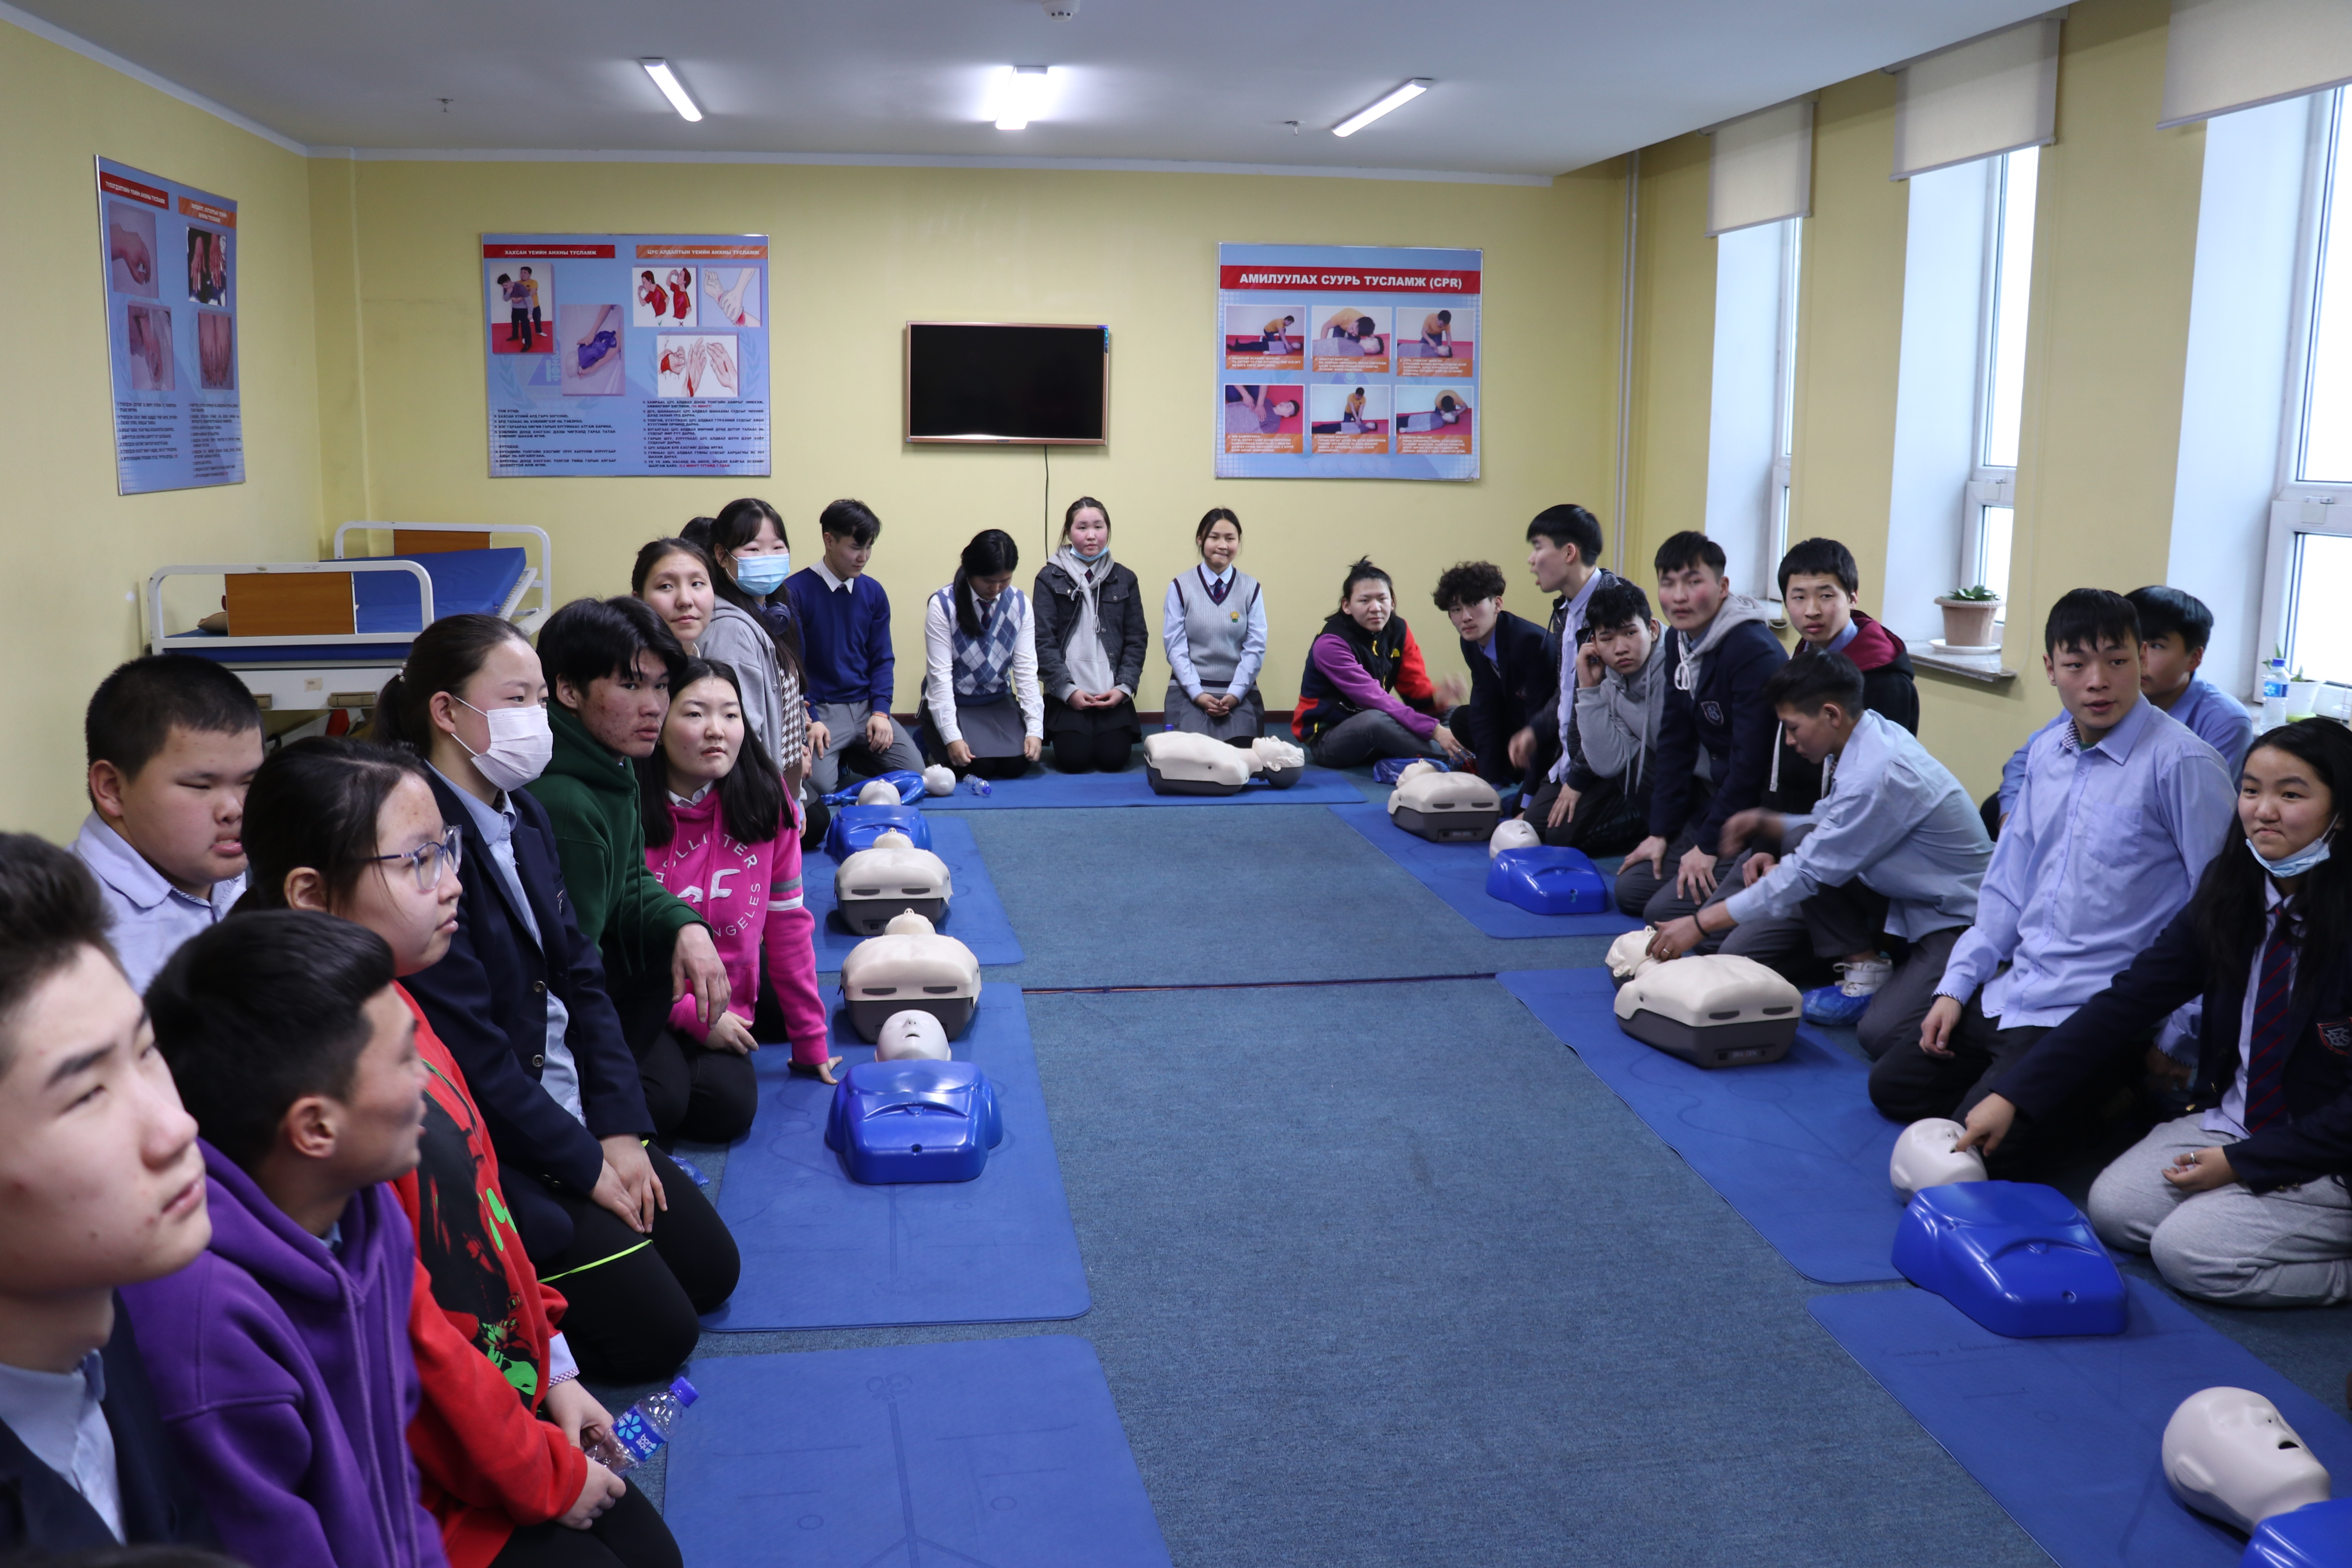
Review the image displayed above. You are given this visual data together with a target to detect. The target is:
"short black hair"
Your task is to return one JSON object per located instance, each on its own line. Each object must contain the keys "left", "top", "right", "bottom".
{"left": 1654, "top": 531, "right": 1727, "bottom": 579}
{"left": 0, "top": 835, "right": 118, "bottom": 1080}
{"left": 1764, "top": 649, "right": 1867, "bottom": 717}
{"left": 1432, "top": 561, "right": 1508, "bottom": 612}
{"left": 1777, "top": 537, "right": 1860, "bottom": 598}
{"left": 148, "top": 911, "right": 396, "bottom": 1172}
{"left": 537, "top": 596, "right": 685, "bottom": 704}
{"left": 2126, "top": 585, "right": 2214, "bottom": 653}
{"left": 819, "top": 498, "right": 882, "bottom": 546}
{"left": 85, "top": 655, "right": 262, "bottom": 781}
{"left": 1526, "top": 504, "right": 1604, "bottom": 566}
{"left": 1584, "top": 579, "right": 1654, "bottom": 637}
{"left": 2045, "top": 587, "right": 2140, "bottom": 657}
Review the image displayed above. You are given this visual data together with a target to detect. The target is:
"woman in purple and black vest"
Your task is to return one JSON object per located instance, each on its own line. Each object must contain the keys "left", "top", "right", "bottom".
{"left": 1161, "top": 508, "right": 1269, "bottom": 746}
{"left": 922, "top": 529, "right": 1044, "bottom": 781}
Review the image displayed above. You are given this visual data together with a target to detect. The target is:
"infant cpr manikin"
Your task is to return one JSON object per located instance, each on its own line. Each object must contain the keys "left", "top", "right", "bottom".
{"left": 1889, "top": 1118, "right": 1989, "bottom": 1200}
{"left": 1248, "top": 737, "right": 1307, "bottom": 789}
{"left": 1490, "top": 819, "right": 1541, "bottom": 857}
{"left": 922, "top": 764, "right": 957, "bottom": 797}
{"left": 857, "top": 779, "right": 903, "bottom": 806}
{"left": 2163, "top": 1387, "right": 2333, "bottom": 1533}
{"left": 874, "top": 1008, "right": 952, "bottom": 1062}
{"left": 833, "top": 828, "right": 952, "bottom": 935}
{"left": 1387, "top": 762, "right": 1502, "bottom": 843}
{"left": 1143, "top": 730, "right": 1253, "bottom": 795}
{"left": 825, "top": 1058, "right": 1004, "bottom": 1184}
{"left": 838, "top": 910, "right": 980, "bottom": 1041}
{"left": 1612, "top": 953, "right": 1801, "bottom": 1067}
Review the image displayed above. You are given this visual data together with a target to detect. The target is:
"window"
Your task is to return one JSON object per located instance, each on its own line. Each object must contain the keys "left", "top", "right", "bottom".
{"left": 1965, "top": 145, "right": 2040, "bottom": 614}
{"left": 1770, "top": 218, "right": 1803, "bottom": 571}
{"left": 1703, "top": 216, "right": 1804, "bottom": 600}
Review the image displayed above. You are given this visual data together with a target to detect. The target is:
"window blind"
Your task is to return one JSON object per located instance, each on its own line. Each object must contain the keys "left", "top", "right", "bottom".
{"left": 2160, "top": 0, "right": 2352, "bottom": 127}
{"left": 1891, "top": 16, "right": 2063, "bottom": 180}
{"left": 1708, "top": 100, "right": 1813, "bottom": 237}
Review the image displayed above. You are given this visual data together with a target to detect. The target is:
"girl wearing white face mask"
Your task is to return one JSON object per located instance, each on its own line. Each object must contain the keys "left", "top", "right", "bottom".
{"left": 1960, "top": 720, "right": 2352, "bottom": 1309}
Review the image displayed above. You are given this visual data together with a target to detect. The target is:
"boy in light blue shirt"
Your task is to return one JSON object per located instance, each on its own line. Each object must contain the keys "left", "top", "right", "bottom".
{"left": 1871, "top": 589, "right": 2237, "bottom": 1147}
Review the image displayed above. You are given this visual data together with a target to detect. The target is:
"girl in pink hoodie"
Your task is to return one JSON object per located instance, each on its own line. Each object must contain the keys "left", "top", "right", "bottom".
{"left": 641, "top": 660, "right": 837, "bottom": 1131}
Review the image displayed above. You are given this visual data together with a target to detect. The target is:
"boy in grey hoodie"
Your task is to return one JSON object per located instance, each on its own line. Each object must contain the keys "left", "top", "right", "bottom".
{"left": 1521, "top": 579, "right": 1663, "bottom": 857}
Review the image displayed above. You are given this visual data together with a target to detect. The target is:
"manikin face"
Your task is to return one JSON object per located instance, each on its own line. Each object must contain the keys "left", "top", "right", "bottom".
{"left": 1064, "top": 508, "right": 1110, "bottom": 558}
{"left": 1775, "top": 701, "right": 1853, "bottom": 766}
{"left": 1656, "top": 564, "right": 1730, "bottom": 633}
{"left": 2140, "top": 632, "right": 2203, "bottom": 703}
{"left": 324, "top": 775, "right": 462, "bottom": 978}
{"left": 1200, "top": 520, "right": 1241, "bottom": 573}
{"left": 1782, "top": 572, "right": 1857, "bottom": 649}
{"left": 2046, "top": 635, "right": 2141, "bottom": 744}
{"left": 1592, "top": 618, "right": 1657, "bottom": 676}
{"left": 875, "top": 1009, "right": 951, "bottom": 1062}
{"left": 662, "top": 676, "right": 745, "bottom": 791}
{"left": 2239, "top": 744, "right": 2336, "bottom": 868}
{"left": 1888, "top": 1117, "right": 1985, "bottom": 1199}
{"left": 561, "top": 649, "right": 672, "bottom": 760}
{"left": 639, "top": 550, "right": 715, "bottom": 649}
{"left": 1343, "top": 577, "right": 1394, "bottom": 634}
{"left": 92, "top": 724, "right": 264, "bottom": 898}
{"left": 2163, "top": 1385, "right": 2333, "bottom": 1532}
{"left": 0, "top": 947, "right": 210, "bottom": 1346}
{"left": 1445, "top": 595, "right": 1503, "bottom": 645}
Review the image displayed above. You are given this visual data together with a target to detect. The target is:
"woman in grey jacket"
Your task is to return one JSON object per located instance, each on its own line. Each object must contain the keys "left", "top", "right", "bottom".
{"left": 1033, "top": 496, "right": 1147, "bottom": 773}
{"left": 632, "top": 535, "right": 807, "bottom": 792}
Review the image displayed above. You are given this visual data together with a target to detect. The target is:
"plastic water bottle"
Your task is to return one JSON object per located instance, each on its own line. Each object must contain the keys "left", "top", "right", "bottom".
{"left": 2262, "top": 658, "right": 2290, "bottom": 730}
{"left": 963, "top": 775, "right": 993, "bottom": 797}
{"left": 585, "top": 1377, "right": 698, "bottom": 1473}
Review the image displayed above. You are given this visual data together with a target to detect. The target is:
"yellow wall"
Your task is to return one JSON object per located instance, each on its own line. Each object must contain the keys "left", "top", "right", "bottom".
{"left": 0, "top": 19, "right": 324, "bottom": 840}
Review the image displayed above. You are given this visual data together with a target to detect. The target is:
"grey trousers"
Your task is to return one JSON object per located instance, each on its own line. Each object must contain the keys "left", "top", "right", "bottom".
{"left": 1611, "top": 829, "right": 1739, "bottom": 926}
{"left": 809, "top": 701, "right": 924, "bottom": 793}
{"left": 2089, "top": 1114, "right": 2352, "bottom": 1307}
{"left": 1312, "top": 709, "right": 1438, "bottom": 769}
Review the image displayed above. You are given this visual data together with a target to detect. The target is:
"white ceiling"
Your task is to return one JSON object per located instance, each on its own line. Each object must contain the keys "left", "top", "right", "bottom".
{"left": 18, "top": 0, "right": 2058, "bottom": 176}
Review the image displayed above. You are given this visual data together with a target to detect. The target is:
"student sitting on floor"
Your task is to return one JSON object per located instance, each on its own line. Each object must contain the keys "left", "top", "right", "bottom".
{"left": 1292, "top": 557, "right": 1470, "bottom": 769}
{"left": 1034, "top": 497, "right": 1148, "bottom": 774}
{"left": 1524, "top": 582, "right": 1668, "bottom": 855}
{"left": 1646, "top": 651, "right": 1992, "bottom": 1057}
{"left": 1755, "top": 538, "right": 1920, "bottom": 828}
{"left": 1429, "top": 560, "right": 1553, "bottom": 793}
{"left": 924, "top": 529, "right": 1044, "bottom": 779}
{"left": 1161, "top": 508, "right": 1270, "bottom": 746}
{"left": 643, "top": 659, "right": 837, "bottom": 1093}
{"left": 1957, "top": 720, "right": 2352, "bottom": 1307}
{"left": 370, "top": 615, "right": 740, "bottom": 1383}
{"left": 784, "top": 499, "right": 926, "bottom": 793}
{"left": 72, "top": 655, "right": 264, "bottom": 993}
{"left": 124, "top": 911, "right": 447, "bottom": 1568}
{"left": 1614, "top": 532, "right": 1787, "bottom": 924}
{"left": 0, "top": 835, "right": 217, "bottom": 1557}
{"left": 695, "top": 499, "right": 817, "bottom": 833}
{"left": 1992, "top": 584, "right": 2252, "bottom": 829}
{"left": 1869, "top": 589, "right": 2238, "bottom": 1147}
{"left": 234, "top": 740, "right": 681, "bottom": 1568}
{"left": 635, "top": 521, "right": 810, "bottom": 808}
{"left": 1517, "top": 503, "right": 1621, "bottom": 805}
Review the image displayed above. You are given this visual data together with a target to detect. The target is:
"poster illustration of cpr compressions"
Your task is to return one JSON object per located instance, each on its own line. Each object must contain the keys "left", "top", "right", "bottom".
{"left": 97, "top": 159, "right": 242, "bottom": 494}
{"left": 1215, "top": 243, "right": 1478, "bottom": 481}
{"left": 481, "top": 234, "right": 769, "bottom": 477}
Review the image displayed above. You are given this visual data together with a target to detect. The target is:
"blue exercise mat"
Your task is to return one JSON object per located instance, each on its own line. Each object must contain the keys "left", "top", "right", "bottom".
{"left": 666, "top": 1336, "right": 1173, "bottom": 1568}
{"left": 927, "top": 764, "right": 1366, "bottom": 809}
{"left": 701, "top": 982, "right": 1090, "bottom": 1331}
{"left": 1499, "top": 967, "right": 1903, "bottom": 1283}
{"left": 803, "top": 812, "right": 1025, "bottom": 969}
{"left": 1331, "top": 804, "right": 1641, "bottom": 938}
{"left": 1811, "top": 1280, "right": 2352, "bottom": 1567}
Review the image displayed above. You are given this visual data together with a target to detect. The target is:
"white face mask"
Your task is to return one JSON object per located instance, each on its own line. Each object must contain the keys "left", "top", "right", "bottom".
{"left": 456, "top": 697, "right": 553, "bottom": 792}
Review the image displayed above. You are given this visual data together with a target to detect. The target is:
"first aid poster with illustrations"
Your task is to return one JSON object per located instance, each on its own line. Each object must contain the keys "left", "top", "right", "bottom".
{"left": 480, "top": 233, "right": 771, "bottom": 477}
{"left": 98, "top": 158, "right": 242, "bottom": 494}
{"left": 1214, "top": 242, "right": 1480, "bottom": 482}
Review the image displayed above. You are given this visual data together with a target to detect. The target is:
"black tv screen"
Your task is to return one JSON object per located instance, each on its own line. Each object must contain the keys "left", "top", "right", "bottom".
{"left": 905, "top": 322, "right": 1109, "bottom": 445}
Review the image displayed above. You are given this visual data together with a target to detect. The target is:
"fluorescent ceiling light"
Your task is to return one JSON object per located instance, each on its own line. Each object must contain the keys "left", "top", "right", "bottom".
{"left": 995, "top": 65, "right": 1054, "bottom": 131}
{"left": 640, "top": 59, "right": 703, "bottom": 123}
{"left": 1333, "top": 78, "right": 1430, "bottom": 137}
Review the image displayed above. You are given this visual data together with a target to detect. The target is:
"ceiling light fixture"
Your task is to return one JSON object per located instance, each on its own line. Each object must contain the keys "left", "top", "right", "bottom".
{"left": 640, "top": 59, "right": 703, "bottom": 123}
{"left": 1332, "top": 78, "right": 1430, "bottom": 138}
{"left": 995, "top": 65, "right": 1054, "bottom": 131}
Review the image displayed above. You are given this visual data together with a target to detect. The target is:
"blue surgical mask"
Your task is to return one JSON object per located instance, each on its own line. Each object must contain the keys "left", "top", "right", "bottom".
{"left": 1070, "top": 543, "right": 1107, "bottom": 564}
{"left": 733, "top": 551, "right": 790, "bottom": 595}
{"left": 2248, "top": 818, "right": 2338, "bottom": 878}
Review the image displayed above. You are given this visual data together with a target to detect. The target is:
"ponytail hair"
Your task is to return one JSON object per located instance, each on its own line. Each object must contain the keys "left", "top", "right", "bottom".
{"left": 639, "top": 658, "right": 786, "bottom": 851}
{"left": 367, "top": 613, "right": 533, "bottom": 752}
{"left": 952, "top": 529, "right": 1022, "bottom": 640}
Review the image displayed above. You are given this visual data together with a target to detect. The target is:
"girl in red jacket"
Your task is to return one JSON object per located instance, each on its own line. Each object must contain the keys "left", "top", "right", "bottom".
{"left": 642, "top": 658, "right": 837, "bottom": 1109}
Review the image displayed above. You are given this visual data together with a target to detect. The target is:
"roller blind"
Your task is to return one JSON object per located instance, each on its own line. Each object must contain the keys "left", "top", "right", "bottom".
{"left": 1891, "top": 16, "right": 2063, "bottom": 180}
{"left": 1708, "top": 100, "right": 1813, "bottom": 237}
{"left": 2161, "top": 0, "right": 2352, "bottom": 127}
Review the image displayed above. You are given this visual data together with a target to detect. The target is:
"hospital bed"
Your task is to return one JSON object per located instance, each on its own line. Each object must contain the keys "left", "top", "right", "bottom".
{"left": 146, "top": 522, "right": 553, "bottom": 712}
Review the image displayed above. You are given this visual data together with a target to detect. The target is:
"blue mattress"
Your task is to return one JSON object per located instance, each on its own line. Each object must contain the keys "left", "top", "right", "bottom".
{"left": 163, "top": 549, "right": 528, "bottom": 664}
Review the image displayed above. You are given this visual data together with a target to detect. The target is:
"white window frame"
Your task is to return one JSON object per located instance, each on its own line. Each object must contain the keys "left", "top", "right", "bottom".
{"left": 1962, "top": 147, "right": 2037, "bottom": 611}
{"left": 1769, "top": 217, "right": 1803, "bottom": 575}
{"left": 1703, "top": 216, "right": 1805, "bottom": 603}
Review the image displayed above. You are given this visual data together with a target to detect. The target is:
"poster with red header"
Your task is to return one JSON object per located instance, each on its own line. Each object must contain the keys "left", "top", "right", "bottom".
{"left": 97, "top": 158, "right": 241, "bottom": 494}
{"left": 1215, "top": 243, "right": 1479, "bottom": 480}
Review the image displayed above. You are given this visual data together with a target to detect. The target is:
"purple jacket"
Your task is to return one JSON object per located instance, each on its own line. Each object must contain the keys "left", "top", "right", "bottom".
{"left": 121, "top": 1143, "right": 448, "bottom": 1568}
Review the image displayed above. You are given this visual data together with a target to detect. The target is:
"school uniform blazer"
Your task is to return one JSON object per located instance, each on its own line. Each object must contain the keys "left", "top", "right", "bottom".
{"left": 403, "top": 772, "right": 652, "bottom": 1213}
{"left": 1997, "top": 903, "right": 2352, "bottom": 1192}
{"left": 1459, "top": 610, "right": 1555, "bottom": 789}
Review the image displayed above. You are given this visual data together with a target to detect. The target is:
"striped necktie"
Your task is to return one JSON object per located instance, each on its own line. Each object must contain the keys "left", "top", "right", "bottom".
{"left": 2243, "top": 917, "right": 2297, "bottom": 1131}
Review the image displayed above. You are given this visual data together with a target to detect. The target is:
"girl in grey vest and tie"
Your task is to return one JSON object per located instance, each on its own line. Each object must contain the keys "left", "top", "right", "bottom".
{"left": 922, "top": 529, "right": 1044, "bottom": 780}
{"left": 1162, "top": 508, "right": 1268, "bottom": 744}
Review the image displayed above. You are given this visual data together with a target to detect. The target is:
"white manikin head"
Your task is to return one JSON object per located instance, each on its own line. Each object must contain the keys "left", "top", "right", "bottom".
{"left": 922, "top": 764, "right": 956, "bottom": 796}
{"left": 870, "top": 829, "right": 914, "bottom": 849}
{"left": 857, "top": 779, "right": 902, "bottom": 806}
{"left": 1889, "top": 1118, "right": 1988, "bottom": 1199}
{"left": 874, "top": 1009, "right": 952, "bottom": 1061}
{"left": 1605, "top": 927, "right": 1657, "bottom": 982}
{"left": 884, "top": 910, "right": 936, "bottom": 937}
{"left": 1490, "top": 819, "right": 1541, "bottom": 857}
{"left": 2163, "top": 1387, "right": 2333, "bottom": 1532}
{"left": 1393, "top": 760, "right": 1437, "bottom": 786}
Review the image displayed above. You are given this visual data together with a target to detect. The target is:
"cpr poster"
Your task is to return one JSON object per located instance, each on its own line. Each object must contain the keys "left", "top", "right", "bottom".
{"left": 1215, "top": 243, "right": 1479, "bottom": 481}
{"left": 98, "top": 159, "right": 242, "bottom": 495}
{"left": 481, "top": 234, "right": 770, "bottom": 477}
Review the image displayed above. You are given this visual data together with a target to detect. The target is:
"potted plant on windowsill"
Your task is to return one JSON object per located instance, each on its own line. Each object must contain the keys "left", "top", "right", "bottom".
{"left": 1935, "top": 586, "right": 2002, "bottom": 650}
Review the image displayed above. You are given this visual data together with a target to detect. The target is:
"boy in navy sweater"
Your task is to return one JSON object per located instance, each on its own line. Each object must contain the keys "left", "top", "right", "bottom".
{"left": 784, "top": 499, "right": 924, "bottom": 793}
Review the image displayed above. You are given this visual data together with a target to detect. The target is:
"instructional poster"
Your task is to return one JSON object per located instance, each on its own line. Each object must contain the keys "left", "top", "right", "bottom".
{"left": 97, "top": 158, "right": 242, "bottom": 494}
{"left": 481, "top": 233, "right": 770, "bottom": 477}
{"left": 1215, "top": 242, "right": 1479, "bottom": 481}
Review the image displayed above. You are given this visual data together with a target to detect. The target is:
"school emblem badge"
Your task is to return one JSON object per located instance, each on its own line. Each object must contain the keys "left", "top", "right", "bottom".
{"left": 2318, "top": 1019, "right": 2352, "bottom": 1056}
{"left": 1701, "top": 701, "right": 1724, "bottom": 726}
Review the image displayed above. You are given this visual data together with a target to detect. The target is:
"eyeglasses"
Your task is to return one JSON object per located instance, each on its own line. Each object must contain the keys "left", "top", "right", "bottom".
{"left": 371, "top": 826, "right": 462, "bottom": 892}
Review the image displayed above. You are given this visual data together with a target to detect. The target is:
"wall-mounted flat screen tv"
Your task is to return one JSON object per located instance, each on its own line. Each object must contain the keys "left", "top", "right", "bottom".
{"left": 904, "top": 322, "right": 1109, "bottom": 445}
